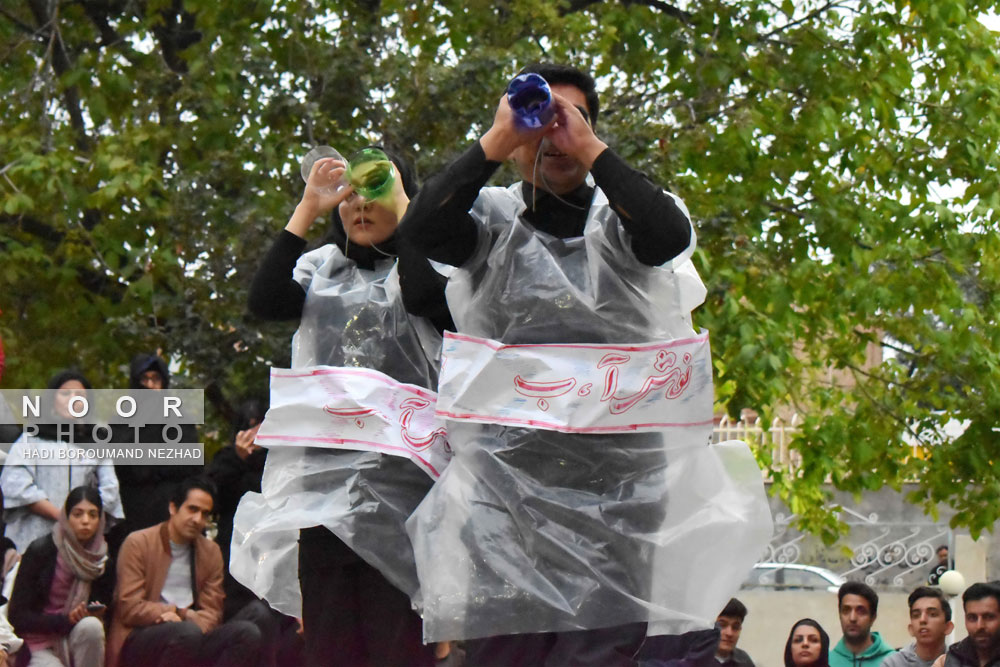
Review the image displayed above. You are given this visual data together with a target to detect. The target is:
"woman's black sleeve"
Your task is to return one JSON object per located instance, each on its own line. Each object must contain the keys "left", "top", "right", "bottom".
{"left": 397, "top": 242, "right": 455, "bottom": 335}
{"left": 8, "top": 540, "right": 73, "bottom": 636}
{"left": 247, "top": 230, "right": 309, "bottom": 320}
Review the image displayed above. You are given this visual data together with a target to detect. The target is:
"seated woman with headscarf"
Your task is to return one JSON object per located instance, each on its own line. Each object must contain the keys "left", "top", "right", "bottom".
{"left": 8, "top": 486, "right": 113, "bottom": 667}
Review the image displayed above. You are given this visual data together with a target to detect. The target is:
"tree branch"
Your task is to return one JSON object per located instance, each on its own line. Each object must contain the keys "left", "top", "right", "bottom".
{"left": 0, "top": 6, "right": 38, "bottom": 35}
{"left": 1, "top": 214, "right": 127, "bottom": 300}
{"left": 757, "top": 0, "right": 841, "bottom": 43}
{"left": 26, "top": 0, "right": 92, "bottom": 151}
{"left": 561, "top": 0, "right": 694, "bottom": 25}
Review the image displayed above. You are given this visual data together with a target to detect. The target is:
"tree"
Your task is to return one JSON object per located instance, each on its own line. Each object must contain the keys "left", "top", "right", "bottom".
{"left": 2, "top": 0, "right": 998, "bottom": 535}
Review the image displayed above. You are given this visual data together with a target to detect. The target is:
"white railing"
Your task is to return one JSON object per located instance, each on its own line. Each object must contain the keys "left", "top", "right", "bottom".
{"left": 714, "top": 413, "right": 801, "bottom": 471}
{"left": 714, "top": 413, "right": 927, "bottom": 473}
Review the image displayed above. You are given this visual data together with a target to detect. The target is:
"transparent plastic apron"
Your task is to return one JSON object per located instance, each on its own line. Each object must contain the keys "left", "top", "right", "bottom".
{"left": 409, "top": 184, "right": 772, "bottom": 641}
{"left": 231, "top": 245, "right": 440, "bottom": 615}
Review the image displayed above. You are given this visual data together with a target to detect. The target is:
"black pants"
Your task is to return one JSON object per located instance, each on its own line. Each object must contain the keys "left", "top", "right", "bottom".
{"left": 120, "top": 617, "right": 261, "bottom": 667}
{"left": 464, "top": 623, "right": 648, "bottom": 667}
{"left": 299, "top": 527, "right": 434, "bottom": 667}
{"left": 223, "top": 596, "right": 304, "bottom": 667}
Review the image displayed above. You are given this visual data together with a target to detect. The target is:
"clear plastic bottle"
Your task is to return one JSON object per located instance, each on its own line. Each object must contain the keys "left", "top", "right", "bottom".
{"left": 300, "top": 146, "right": 347, "bottom": 195}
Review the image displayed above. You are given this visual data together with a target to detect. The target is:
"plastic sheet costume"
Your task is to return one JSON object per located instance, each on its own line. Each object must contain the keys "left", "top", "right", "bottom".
{"left": 408, "top": 184, "right": 774, "bottom": 641}
{"left": 230, "top": 244, "right": 441, "bottom": 615}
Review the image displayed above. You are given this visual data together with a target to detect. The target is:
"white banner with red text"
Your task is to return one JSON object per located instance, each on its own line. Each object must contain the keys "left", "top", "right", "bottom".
{"left": 256, "top": 366, "right": 451, "bottom": 478}
{"left": 435, "top": 331, "right": 714, "bottom": 441}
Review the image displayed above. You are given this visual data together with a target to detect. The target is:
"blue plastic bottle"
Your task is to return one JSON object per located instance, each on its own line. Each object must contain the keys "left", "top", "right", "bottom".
{"left": 507, "top": 73, "right": 555, "bottom": 129}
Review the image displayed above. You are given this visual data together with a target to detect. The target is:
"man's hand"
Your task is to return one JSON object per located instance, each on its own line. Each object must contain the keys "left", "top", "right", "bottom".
{"left": 545, "top": 92, "right": 607, "bottom": 170}
{"left": 157, "top": 607, "right": 182, "bottom": 624}
{"left": 234, "top": 423, "right": 262, "bottom": 462}
{"left": 480, "top": 94, "right": 553, "bottom": 162}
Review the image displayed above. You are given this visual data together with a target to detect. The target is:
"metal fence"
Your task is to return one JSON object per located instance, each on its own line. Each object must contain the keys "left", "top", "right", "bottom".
{"left": 713, "top": 415, "right": 951, "bottom": 589}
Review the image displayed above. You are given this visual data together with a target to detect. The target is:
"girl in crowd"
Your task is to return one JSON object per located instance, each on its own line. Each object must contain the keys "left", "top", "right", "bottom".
{"left": 9, "top": 485, "right": 113, "bottom": 667}
{"left": 245, "top": 148, "right": 449, "bottom": 666}
{"left": 1, "top": 371, "right": 122, "bottom": 552}
{"left": 785, "top": 618, "right": 830, "bottom": 667}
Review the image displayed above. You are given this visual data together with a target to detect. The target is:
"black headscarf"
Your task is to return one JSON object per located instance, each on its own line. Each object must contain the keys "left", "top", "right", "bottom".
{"left": 319, "top": 146, "right": 418, "bottom": 271}
{"left": 35, "top": 369, "right": 94, "bottom": 443}
{"left": 784, "top": 618, "right": 830, "bottom": 667}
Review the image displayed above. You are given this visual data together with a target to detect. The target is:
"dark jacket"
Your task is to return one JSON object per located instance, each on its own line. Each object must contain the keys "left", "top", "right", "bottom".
{"left": 638, "top": 627, "right": 722, "bottom": 667}
{"left": 8, "top": 533, "right": 114, "bottom": 637}
{"left": 944, "top": 636, "right": 1000, "bottom": 667}
{"left": 720, "top": 648, "right": 757, "bottom": 667}
{"left": 110, "top": 354, "right": 202, "bottom": 539}
{"left": 206, "top": 443, "right": 267, "bottom": 618}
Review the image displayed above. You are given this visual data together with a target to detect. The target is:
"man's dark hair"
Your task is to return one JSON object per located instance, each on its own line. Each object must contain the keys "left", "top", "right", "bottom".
{"left": 963, "top": 582, "right": 1000, "bottom": 610}
{"left": 170, "top": 476, "right": 217, "bottom": 510}
{"left": 908, "top": 586, "right": 951, "bottom": 621}
{"left": 839, "top": 581, "right": 879, "bottom": 617}
{"left": 518, "top": 62, "right": 600, "bottom": 129}
{"left": 719, "top": 597, "right": 748, "bottom": 622}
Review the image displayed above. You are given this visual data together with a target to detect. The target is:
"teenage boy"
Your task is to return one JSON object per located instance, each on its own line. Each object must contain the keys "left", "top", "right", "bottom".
{"left": 883, "top": 587, "right": 953, "bottom": 667}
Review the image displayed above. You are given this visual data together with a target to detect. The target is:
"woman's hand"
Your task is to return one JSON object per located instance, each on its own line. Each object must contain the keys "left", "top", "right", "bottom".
{"left": 302, "top": 158, "right": 352, "bottom": 212}
{"left": 68, "top": 602, "right": 88, "bottom": 624}
{"left": 285, "top": 158, "right": 356, "bottom": 239}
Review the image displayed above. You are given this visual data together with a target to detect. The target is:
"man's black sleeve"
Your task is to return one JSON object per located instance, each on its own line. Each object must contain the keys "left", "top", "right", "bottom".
{"left": 247, "top": 230, "right": 309, "bottom": 320}
{"left": 590, "top": 148, "right": 693, "bottom": 267}
{"left": 399, "top": 142, "right": 501, "bottom": 268}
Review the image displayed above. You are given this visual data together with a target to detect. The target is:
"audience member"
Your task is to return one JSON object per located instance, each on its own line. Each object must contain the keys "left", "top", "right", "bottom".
{"left": 715, "top": 598, "right": 757, "bottom": 667}
{"left": 882, "top": 587, "right": 952, "bottom": 667}
{"left": 637, "top": 597, "right": 753, "bottom": 667}
{"left": 108, "top": 354, "right": 202, "bottom": 557}
{"left": 206, "top": 397, "right": 267, "bottom": 619}
{"left": 1, "top": 371, "right": 123, "bottom": 552}
{"left": 928, "top": 548, "right": 950, "bottom": 586}
{"left": 786, "top": 619, "right": 831, "bottom": 667}
{"left": 831, "top": 582, "right": 893, "bottom": 667}
{"left": 933, "top": 583, "right": 1000, "bottom": 667}
{"left": 8, "top": 486, "right": 113, "bottom": 667}
{"left": 0, "top": 608, "right": 22, "bottom": 666}
{"left": 106, "top": 477, "right": 260, "bottom": 667}
{"left": 207, "top": 398, "right": 303, "bottom": 667}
